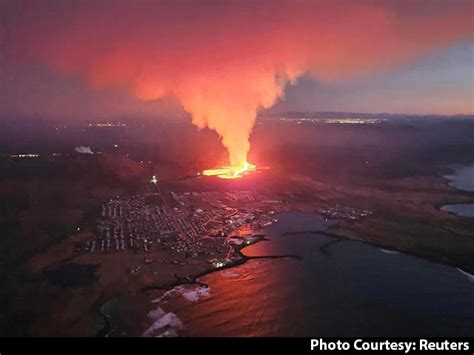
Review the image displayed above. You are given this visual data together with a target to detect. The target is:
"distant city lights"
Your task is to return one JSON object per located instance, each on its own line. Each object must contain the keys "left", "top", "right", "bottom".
{"left": 88, "top": 122, "right": 127, "bottom": 127}
{"left": 276, "top": 117, "right": 385, "bottom": 125}
{"left": 213, "top": 261, "right": 225, "bottom": 268}
{"left": 8, "top": 153, "right": 40, "bottom": 158}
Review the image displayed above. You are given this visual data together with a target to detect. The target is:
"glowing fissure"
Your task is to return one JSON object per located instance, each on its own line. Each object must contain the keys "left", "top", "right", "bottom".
{"left": 203, "top": 162, "right": 256, "bottom": 179}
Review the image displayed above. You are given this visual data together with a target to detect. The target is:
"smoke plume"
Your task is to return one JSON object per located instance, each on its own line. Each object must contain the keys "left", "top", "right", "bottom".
{"left": 3, "top": 0, "right": 473, "bottom": 166}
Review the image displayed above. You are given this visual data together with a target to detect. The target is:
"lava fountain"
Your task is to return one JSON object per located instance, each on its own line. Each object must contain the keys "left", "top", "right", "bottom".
{"left": 202, "top": 161, "right": 256, "bottom": 179}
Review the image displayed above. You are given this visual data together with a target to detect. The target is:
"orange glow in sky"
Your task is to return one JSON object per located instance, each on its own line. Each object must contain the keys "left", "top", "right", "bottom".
{"left": 5, "top": 1, "right": 473, "bottom": 166}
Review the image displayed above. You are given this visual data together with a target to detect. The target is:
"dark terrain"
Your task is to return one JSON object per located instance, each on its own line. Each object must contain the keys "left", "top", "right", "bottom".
{"left": 0, "top": 113, "right": 473, "bottom": 336}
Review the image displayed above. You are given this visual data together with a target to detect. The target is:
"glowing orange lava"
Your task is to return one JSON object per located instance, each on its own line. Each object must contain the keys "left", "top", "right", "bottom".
{"left": 202, "top": 162, "right": 256, "bottom": 179}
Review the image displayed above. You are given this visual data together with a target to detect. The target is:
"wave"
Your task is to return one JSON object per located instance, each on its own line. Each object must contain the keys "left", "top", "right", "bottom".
{"left": 146, "top": 284, "right": 211, "bottom": 336}
{"left": 152, "top": 284, "right": 211, "bottom": 303}
{"left": 180, "top": 285, "right": 210, "bottom": 302}
{"left": 379, "top": 248, "right": 399, "bottom": 255}
{"left": 151, "top": 288, "right": 176, "bottom": 304}
{"left": 456, "top": 268, "right": 474, "bottom": 282}
{"left": 143, "top": 307, "right": 184, "bottom": 337}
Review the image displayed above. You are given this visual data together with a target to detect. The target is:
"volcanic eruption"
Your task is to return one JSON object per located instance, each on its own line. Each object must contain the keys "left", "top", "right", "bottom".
{"left": 202, "top": 162, "right": 257, "bottom": 179}
{"left": 3, "top": 0, "right": 473, "bottom": 177}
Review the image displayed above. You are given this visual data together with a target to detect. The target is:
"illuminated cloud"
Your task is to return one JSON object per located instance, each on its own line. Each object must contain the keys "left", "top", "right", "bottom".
{"left": 3, "top": 0, "right": 473, "bottom": 165}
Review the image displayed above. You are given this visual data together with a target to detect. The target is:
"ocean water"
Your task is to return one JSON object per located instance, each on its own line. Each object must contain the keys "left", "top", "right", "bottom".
{"left": 441, "top": 203, "right": 474, "bottom": 217}
{"left": 445, "top": 164, "right": 474, "bottom": 192}
{"left": 147, "top": 212, "right": 474, "bottom": 337}
{"left": 441, "top": 163, "right": 474, "bottom": 217}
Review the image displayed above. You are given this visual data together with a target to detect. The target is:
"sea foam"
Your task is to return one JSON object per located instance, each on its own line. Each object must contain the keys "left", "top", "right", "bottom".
{"left": 145, "top": 284, "right": 211, "bottom": 336}
{"left": 153, "top": 284, "right": 211, "bottom": 304}
{"left": 457, "top": 268, "right": 474, "bottom": 282}
{"left": 379, "top": 248, "right": 399, "bottom": 255}
{"left": 143, "top": 307, "right": 184, "bottom": 337}
{"left": 180, "top": 285, "right": 210, "bottom": 301}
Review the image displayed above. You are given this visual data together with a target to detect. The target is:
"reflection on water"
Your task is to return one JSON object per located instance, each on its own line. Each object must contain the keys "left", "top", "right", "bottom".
{"left": 150, "top": 212, "right": 474, "bottom": 337}
{"left": 445, "top": 164, "right": 474, "bottom": 192}
{"left": 441, "top": 203, "right": 474, "bottom": 217}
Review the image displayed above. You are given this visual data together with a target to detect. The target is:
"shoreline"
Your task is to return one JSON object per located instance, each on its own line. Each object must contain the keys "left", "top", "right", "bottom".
{"left": 441, "top": 164, "right": 474, "bottom": 194}
{"left": 95, "top": 233, "right": 301, "bottom": 337}
{"left": 95, "top": 303, "right": 112, "bottom": 337}
{"left": 283, "top": 227, "right": 474, "bottom": 275}
{"left": 96, "top": 210, "right": 474, "bottom": 337}
{"left": 140, "top": 234, "right": 301, "bottom": 293}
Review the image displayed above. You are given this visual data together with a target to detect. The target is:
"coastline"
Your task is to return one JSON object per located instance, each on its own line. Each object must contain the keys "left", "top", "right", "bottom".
{"left": 140, "top": 234, "right": 301, "bottom": 293}
{"left": 286, "top": 228, "right": 474, "bottom": 275}
{"left": 133, "top": 210, "right": 474, "bottom": 337}
{"left": 95, "top": 233, "right": 301, "bottom": 337}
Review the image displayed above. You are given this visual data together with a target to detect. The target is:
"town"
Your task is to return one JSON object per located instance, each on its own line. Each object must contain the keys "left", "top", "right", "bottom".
{"left": 76, "top": 190, "right": 279, "bottom": 263}
{"left": 318, "top": 205, "right": 372, "bottom": 220}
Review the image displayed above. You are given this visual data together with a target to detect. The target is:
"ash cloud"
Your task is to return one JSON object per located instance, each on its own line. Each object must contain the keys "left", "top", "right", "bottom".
{"left": 3, "top": 0, "right": 473, "bottom": 166}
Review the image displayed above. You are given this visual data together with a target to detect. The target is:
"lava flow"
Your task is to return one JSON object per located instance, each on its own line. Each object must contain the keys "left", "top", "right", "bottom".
{"left": 202, "top": 162, "right": 256, "bottom": 179}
